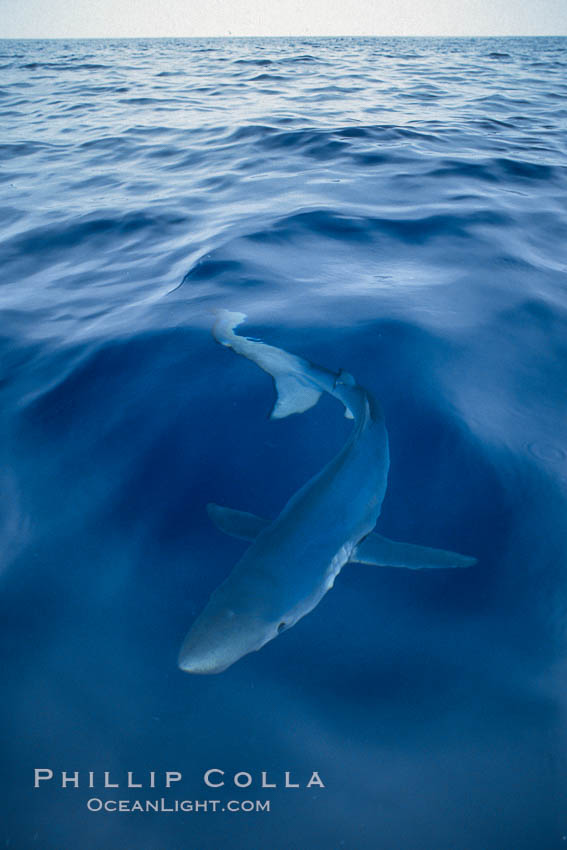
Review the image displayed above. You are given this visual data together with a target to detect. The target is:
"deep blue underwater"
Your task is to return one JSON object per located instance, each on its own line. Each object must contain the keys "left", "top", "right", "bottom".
{"left": 1, "top": 35, "right": 567, "bottom": 850}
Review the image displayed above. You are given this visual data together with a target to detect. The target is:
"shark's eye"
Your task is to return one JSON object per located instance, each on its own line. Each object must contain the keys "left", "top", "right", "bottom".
{"left": 277, "top": 622, "right": 286, "bottom": 633}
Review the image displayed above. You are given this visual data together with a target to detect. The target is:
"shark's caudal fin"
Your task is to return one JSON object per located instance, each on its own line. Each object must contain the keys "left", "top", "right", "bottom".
{"left": 208, "top": 503, "right": 475, "bottom": 569}
{"left": 270, "top": 376, "right": 323, "bottom": 419}
{"left": 213, "top": 310, "right": 355, "bottom": 420}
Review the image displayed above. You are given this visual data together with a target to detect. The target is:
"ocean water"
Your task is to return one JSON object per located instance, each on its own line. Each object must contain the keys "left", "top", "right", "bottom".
{"left": 1, "top": 35, "right": 567, "bottom": 849}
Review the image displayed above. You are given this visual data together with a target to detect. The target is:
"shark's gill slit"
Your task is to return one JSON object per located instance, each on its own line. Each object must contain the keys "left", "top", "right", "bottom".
{"left": 177, "top": 310, "right": 476, "bottom": 675}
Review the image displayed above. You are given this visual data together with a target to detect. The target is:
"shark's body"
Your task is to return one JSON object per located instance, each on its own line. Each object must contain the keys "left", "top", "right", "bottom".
{"left": 178, "top": 312, "right": 475, "bottom": 674}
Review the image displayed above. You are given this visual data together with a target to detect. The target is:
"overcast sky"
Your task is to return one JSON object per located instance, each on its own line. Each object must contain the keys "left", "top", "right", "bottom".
{"left": 2, "top": 0, "right": 567, "bottom": 38}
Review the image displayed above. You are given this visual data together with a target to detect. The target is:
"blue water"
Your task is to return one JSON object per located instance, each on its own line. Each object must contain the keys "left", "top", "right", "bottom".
{"left": 1, "top": 36, "right": 567, "bottom": 849}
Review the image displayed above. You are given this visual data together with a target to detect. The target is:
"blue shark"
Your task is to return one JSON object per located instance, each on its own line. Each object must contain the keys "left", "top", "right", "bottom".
{"left": 178, "top": 311, "right": 476, "bottom": 674}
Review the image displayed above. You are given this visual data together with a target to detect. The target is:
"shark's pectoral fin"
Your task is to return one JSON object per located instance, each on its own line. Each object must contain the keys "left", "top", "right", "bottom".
{"left": 351, "top": 533, "right": 476, "bottom": 570}
{"left": 207, "top": 503, "right": 270, "bottom": 541}
{"left": 270, "top": 375, "right": 323, "bottom": 419}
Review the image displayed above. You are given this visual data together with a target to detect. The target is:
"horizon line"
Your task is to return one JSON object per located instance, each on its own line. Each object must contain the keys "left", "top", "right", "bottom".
{"left": 2, "top": 33, "right": 567, "bottom": 40}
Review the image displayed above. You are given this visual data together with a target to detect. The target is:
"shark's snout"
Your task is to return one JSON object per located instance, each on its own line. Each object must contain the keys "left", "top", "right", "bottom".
{"left": 178, "top": 604, "right": 274, "bottom": 675}
{"left": 177, "top": 646, "right": 231, "bottom": 675}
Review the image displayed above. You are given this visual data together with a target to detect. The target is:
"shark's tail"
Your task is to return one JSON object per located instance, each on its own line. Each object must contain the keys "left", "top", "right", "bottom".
{"left": 213, "top": 310, "right": 364, "bottom": 421}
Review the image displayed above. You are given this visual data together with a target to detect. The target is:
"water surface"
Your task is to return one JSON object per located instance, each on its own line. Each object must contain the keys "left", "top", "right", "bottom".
{"left": 1, "top": 36, "right": 567, "bottom": 850}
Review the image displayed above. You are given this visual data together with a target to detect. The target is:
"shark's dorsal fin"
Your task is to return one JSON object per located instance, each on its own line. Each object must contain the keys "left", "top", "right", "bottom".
{"left": 351, "top": 533, "right": 476, "bottom": 570}
{"left": 207, "top": 503, "right": 270, "bottom": 541}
